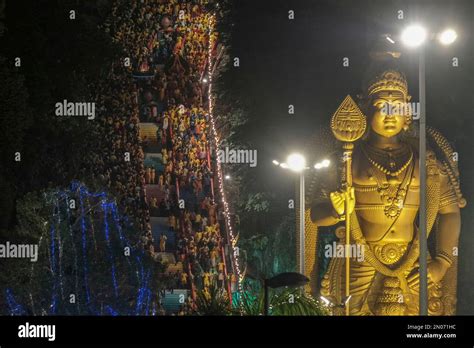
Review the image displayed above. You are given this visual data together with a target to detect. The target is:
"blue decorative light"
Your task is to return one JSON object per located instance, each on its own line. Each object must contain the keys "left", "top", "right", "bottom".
{"left": 102, "top": 201, "right": 119, "bottom": 298}
{"left": 6, "top": 288, "right": 27, "bottom": 315}
{"left": 79, "top": 186, "right": 91, "bottom": 304}
{"left": 10, "top": 181, "right": 157, "bottom": 316}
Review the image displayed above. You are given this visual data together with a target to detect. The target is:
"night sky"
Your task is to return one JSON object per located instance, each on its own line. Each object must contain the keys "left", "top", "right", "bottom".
{"left": 225, "top": 0, "right": 474, "bottom": 313}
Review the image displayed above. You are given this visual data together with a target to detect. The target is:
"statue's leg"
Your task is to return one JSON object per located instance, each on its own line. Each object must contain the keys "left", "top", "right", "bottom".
{"left": 406, "top": 254, "right": 446, "bottom": 315}
{"left": 348, "top": 258, "right": 376, "bottom": 315}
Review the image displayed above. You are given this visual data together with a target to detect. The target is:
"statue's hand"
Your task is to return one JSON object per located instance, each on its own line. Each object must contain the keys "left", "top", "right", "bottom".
{"left": 330, "top": 187, "right": 355, "bottom": 217}
{"left": 428, "top": 258, "right": 450, "bottom": 284}
{"left": 407, "top": 258, "right": 450, "bottom": 288}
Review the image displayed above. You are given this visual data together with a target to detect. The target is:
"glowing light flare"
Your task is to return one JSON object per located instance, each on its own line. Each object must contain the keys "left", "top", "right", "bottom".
{"left": 286, "top": 153, "right": 306, "bottom": 172}
{"left": 401, "top": 25, "right": 427, "bottom": 47}
{"left": 315, "top": 159, "right": 331, "bottom": 169}
{"left": 439, "top": 28, "right": 457, "bottom": 45}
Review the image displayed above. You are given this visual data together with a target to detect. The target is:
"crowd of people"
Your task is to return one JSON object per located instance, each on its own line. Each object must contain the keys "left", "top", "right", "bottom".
{"left": 154, "top": 104, "right": 232, "bottom": 302}
{"left": 168, "top": 107, "right": 227, "bottom": 269}
{"left": 90, "top": 62, "right": 153, "bottom": 251}
{"left": 95, "top": 0, "right": 236, "bottom": 313}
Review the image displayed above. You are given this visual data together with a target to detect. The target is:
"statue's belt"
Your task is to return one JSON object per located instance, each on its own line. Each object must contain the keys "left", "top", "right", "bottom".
{"left": 365, "top": 241, "right": 410, "bottom": 266}
{"left": 355, "top": 204, "right": 418, "bottom": 211}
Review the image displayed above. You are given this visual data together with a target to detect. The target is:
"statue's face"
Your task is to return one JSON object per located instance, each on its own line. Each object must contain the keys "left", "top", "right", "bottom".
{"left": 369, "top": 90, "right": 407, "bottom": 138}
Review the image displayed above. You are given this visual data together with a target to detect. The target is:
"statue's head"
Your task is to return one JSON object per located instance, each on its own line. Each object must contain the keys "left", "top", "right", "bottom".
{"left": 366, "top": 70, "right": 412, "bottom": 138}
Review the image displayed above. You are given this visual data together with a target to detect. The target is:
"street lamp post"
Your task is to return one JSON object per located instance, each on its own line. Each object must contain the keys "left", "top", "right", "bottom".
{"left": 400, "top": 24, "right": 457, "bottom": 316}
{"left": 418, "top": 44, "right": 428, "bottom": 316}
{"left": 285, "top": 153, "right": 307, "bottom": 275}
{"left": 273, "top": 155, "right": 330, "bottom": 276}
{"left": 299, "top": 171, "right": 305, "bottom": 275}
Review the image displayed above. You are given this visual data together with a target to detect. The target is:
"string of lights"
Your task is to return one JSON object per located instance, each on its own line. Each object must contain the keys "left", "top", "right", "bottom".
{"left": 64, "top": 193, "right": 80, "bottom": 313}
{"left": 5, "top": 288, "right": 26, "bottom": 315}
{"left": 101, "top": 201, "right": 119, "bottom": 298}
{"left": 206, "top": 13, "right": 244, "bottom": 310}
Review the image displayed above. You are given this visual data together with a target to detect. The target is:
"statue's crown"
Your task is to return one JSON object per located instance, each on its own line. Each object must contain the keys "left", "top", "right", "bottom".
{"left": 367, "top": 70, "right": 408, "bottom": 97}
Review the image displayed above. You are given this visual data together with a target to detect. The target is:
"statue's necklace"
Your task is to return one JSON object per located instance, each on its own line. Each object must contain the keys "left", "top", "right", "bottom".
{"left": 362, "top": 144, "right": 415, "bottom": 219}
{"left": 380, "top": 163, "right": 413, "bottom": 219}
{"left": 362, "top": 143, "right": 413, "bottom": 177}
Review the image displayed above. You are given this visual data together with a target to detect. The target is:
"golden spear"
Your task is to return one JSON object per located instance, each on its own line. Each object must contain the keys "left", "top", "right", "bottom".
{"left": 330, "top": 95, "right": 366, "bottom": 315}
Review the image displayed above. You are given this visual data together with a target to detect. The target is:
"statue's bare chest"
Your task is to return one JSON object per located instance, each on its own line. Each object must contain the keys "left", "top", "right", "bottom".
{"left": 351, "top": 146, "right": 419, "bottom": 240}
{"left": 352, "top": 145, "right": 419, "bottom": 204}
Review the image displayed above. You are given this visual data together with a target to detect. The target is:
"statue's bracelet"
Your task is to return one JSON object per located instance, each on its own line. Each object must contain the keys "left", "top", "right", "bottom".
{"left": 334, "top": 213, "right": 345, "bottom": 222}
{"left": 436, "top": 251, "right": 454, "bottom": 267}
{"left": 330, "top": 207, "right": 345, "bottom": 222}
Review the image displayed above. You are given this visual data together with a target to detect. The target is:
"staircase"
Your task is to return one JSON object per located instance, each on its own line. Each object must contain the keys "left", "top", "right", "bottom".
{"left": 162, "top": 289, "right": 190, "bottom": 314}
{"left": 139, "top": 122, "right": 159, "bottom": 143}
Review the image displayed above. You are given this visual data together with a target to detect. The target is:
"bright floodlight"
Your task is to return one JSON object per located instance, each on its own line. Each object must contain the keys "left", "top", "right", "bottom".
{"left": 314, "top": 163, "right": 322, "bottom": 170}
{"left": 322, "top": 159, "right": 330, "bottom": 167}
{"left": 439, "top": 29, "right": 457, "bottom": 45}
{"left": 286, "top": 153, "right": 306, "bottom": 172}
{"left": 401, "top": 25, "right": 427, "bottom": 47}
{"left": 202, "top": 78, "right": 208, "bottom": 83}
{"left": 225, "top": 175, "right": 231, "bottom": 180}
{"left": 272, "top": 160, "right": 280, "bottom": 166}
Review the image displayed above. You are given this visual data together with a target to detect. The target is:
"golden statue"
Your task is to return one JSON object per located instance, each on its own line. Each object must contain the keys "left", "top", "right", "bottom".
{"left": 304, "top": 69, "right": 466, "bottom": 315}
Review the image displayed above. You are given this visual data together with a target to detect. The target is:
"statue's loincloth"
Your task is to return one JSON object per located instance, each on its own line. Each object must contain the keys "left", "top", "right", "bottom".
{"left": 349, "top": 239, "right": 420, "bottom": 316}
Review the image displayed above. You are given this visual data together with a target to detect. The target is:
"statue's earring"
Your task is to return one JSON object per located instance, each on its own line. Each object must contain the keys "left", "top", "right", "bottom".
{"left": 403, "top": 114, "right": 412, "bottom": 131}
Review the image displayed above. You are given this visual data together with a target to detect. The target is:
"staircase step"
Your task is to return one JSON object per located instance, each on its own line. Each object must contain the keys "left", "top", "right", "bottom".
{"left": 145, "top": 184, "right": 165, "bottom": 203}
{"left": 150, "top": 217, "right": 176, "bottom": 252}
{"left": 139, "top": 122, "right": 159, "bottom": 143}
{"left": 143, "top": 144, "right": 163, "bottom": 153}
{"left": 166, "top": 262, "right": 183, "bottom": 274}
{"left": 162, "top": 289, "right": 189, "bottom": 313}
{"left": 155, "top": 252, "right": 176, "bottom": 264}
